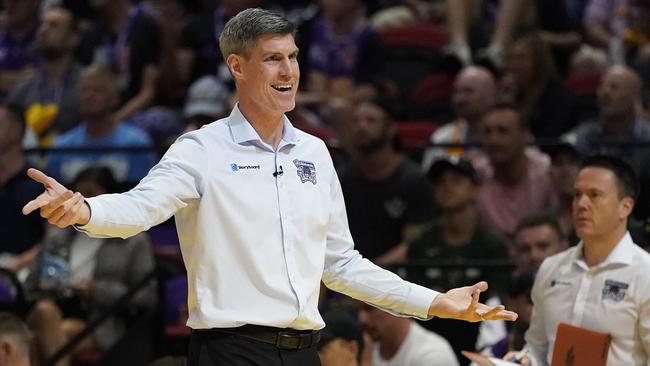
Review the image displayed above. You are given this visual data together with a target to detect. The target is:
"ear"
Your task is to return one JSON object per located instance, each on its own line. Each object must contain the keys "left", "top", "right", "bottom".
{"left": 226, "top": 54, "right": 244, "bottom": 81}
{"left": 0, "top": 339, "right": 13, "bottom": 357}
{"left": 347, "top": 340, "right": 360, "bottom": 360}
{"left": 619, "top": 197, "right": 634, "bottom": 220}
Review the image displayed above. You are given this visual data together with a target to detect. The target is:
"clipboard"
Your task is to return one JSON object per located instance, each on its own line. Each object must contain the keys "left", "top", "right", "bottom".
{"left": 550, "top": 323, "right": 611, "bottom": 366}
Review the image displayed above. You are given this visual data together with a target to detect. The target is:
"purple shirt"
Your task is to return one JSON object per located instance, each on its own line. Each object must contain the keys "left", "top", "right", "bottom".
{"left": 307, "top": 17, "right": 374, "bottom": 80}
{"left": 0, "top": 27, "right": 38, "bottom": 71}
{"left": 583, "top": 0, "right": 628, "bottom": 36}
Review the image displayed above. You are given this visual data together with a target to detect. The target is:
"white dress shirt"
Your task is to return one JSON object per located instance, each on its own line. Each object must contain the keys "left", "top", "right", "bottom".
{"left": 524, "top": 232, "right": 650, "bottom": 365}
{"left": 79, "top": 105, "right": 438, "bottom": 330}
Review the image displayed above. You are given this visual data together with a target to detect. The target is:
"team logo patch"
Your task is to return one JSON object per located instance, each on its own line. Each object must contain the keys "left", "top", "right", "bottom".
{"left": 293, "top": 159, "right": 316, "bottom": 184}
{"left": 602, "top": 279, "right": 628, "bottom": 302}
{"left": 230, "top": 163, "right": 239, "bottom": 172}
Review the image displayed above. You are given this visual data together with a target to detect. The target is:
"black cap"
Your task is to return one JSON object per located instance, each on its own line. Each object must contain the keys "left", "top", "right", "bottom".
{"left": 319, "top": 312, "right": 364, "bottom": 347}
{"left": 427, "top": 157, "right": 479, "bottom": 185}
{"left": 543, "top": 141, "right": 580, "bottom": 162}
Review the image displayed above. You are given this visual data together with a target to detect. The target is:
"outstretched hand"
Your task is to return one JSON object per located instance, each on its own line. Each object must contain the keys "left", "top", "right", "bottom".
{"left": 22, "top": 168, "right": 90, "bottom": 227}
{"left": 428, "top": 281, "right": 518, "bottom": 322}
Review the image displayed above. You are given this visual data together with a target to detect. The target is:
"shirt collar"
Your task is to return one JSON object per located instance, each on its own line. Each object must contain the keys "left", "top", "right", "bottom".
{"left": 572, "top": 231, "right": 636, "bottom": 269}
{"left": 227, "top": 104, "right": 298, "bottom": 148}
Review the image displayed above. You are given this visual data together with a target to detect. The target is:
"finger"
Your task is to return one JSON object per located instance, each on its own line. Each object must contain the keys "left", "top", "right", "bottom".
{"left": 49, "top": 192, "right": 83, "bottom": 226}
{"left": 470, "top": 281, "right": 488, "bottom": 293}
{"left": 479, "top": 305, "right": 505, "bottom": 320}
{"left": 490, "top": 309, "right": 519, "bottom": 321}
{"left": 55, "top": 194, "right": 85, "bottom": 228}
{"left": 27, "top": 168, "right": 67, "bottom": 193}
{"left": 40, "top": 190, "right": 74, "bottom": 217}
{"left": 22, "top": 197, "right": 50, "bottom": 215}
{"left": 470, "top": 288, "right": 480, "bottom": 311}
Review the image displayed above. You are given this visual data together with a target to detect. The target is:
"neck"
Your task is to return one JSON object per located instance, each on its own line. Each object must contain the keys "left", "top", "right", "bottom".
{"left": 582, "top": 225, "right": 627, "bottom": 267}
{"left": 379, "top": 320, "right": 410, "bottom": 360}
{"left": 603, "top": 112, "right": 636, "bottom": 138}
{"left": 358, "top": 147, "right": 401, "bottom": 181}
{"left": 237, "top": 101, "right": 285, "bottom": 150}
{"left": 441, "top": 205, "right": 477, "bottom": 246}
{"left": 84, "top": 115, "right": 119, "bottom": 139}
{"left": 493, "top": 153, "right": 527, "bottom": 185}
{"left": 0, "top": 149, "right": 25, "bottom": 184}
{"left": 42, "top": 55, "right": 73, "bottom": 83}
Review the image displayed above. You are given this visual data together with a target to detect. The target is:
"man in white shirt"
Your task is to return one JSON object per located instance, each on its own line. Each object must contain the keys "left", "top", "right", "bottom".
{"left": 506, "top": 155, "right": 650, "bottom": 365}
{"left": 358, "top": 302, "right": 459, "bottom": 366}
{"left": 22, "top": 8, "right": 517, "bottom": 366}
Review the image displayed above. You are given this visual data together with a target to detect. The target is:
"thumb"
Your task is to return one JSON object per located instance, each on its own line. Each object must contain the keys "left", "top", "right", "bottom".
{"left": 470, "top": 281, "right": 488, "bottom": 293}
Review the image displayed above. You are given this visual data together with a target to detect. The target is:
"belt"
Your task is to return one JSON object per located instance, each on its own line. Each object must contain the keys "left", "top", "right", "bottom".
{"left": 195, "top": 325, "right": 321, "bottom": 350}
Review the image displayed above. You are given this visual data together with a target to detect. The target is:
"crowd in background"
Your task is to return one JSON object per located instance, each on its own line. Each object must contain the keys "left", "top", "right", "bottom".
{"left": 1, "top": 0, "right": 650, "bottom": 365}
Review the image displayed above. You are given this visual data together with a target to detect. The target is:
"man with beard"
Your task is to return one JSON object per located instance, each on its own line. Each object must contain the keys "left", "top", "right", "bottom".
{"left": 7, "top": 7, "right": 83, "bottom": 144}
{"left": 340, "top": 97, "right": 435, "bottom": 265}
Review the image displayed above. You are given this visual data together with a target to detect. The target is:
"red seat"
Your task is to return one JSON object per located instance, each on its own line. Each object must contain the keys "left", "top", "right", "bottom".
{"left": 379, "top": 24, "right": 447, "bottom": 50}
{"left": 565, "top": 70, "right": 603, "bottom": 97}
{"left": 396, "top": 121, "right": 440, "bottom": 150}
{"left": 409, "top": 73, "right": 454, "bottom": 106}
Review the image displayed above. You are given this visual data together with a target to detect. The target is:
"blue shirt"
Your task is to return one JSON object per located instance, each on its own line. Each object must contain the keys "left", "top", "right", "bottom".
{"left": 79, "top": 105, "right": 438, "bottom": 330}
{"left": 47, "top": 123, "right": 156, "bottom": 183}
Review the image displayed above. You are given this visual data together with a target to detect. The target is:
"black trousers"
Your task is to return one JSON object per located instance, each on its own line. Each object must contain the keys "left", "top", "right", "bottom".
{"left": 188, "top": 330, "right": 322, "bottom": 366}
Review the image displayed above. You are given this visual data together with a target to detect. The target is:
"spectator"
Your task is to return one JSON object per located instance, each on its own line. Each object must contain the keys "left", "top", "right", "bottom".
{"left": 183, "top": 75, "right": 230, "bottom": 132}
{"left": 476, "top": 103, "right": 556, "bottom": 238}
{"left": 77, "top": 0, "right": 162, "bottom": 122}
{"left": 318, "top": 311, "right": 365, "bottom": 366}
{"left": 565, "top": 65, "right": 648, "bottom": 174}
{"left": 512, "top": 212, "right": 568, "bottom": 277}
{"left": 503, "top": 32, "right": 577, "bottom": 138}
{"left": 177, "top": 0, "right": 264, "bottom": 86}
{"left": 296, "top": 0, "right": 379, "bottom": 110}
{"left": 0, "top": 104, "right": 45, "bottom": 273}
{"left": 506, "top": 155, "right": 650, "bottom": 366}
{"left": 25, "top": 166, "right": 157, "bottom": 365}
{"left": 7, "top": 7, "right": 82, "bottom": 146}
{"left": 357, "top": 301, "right": 459, "bottom": 366}
{"left": 547, "top": 142, "right": 581, "bottom": 242}
{"left": 340, "top": 97, "right": 435, "bottom": 264}
{"left": 0, "top": 0, "right": 40, "bottom": 98}
{"left": 406, "top": 157, "right": 509, "bottom": 364}
{"left": 46, "top": 65, "right": 157, "bottom": 184}
{"left": 0, "top": 312, "right": 32, "bottom": 366}
{"left": 421, "top": 66, "right": 497, "bottom": 171}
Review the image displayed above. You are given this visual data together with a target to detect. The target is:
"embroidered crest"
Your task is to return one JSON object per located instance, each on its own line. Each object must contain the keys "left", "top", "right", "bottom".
{"left": 293, "top": 159, "right": 316, "bottom": 184}
{"left": 602, "top": 279, "right": 628, "bottom": 302}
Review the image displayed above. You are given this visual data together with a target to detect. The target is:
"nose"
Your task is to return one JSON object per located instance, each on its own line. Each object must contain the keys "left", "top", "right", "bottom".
{"left": 279, "top": 58, "right": 293, "bottom": 78}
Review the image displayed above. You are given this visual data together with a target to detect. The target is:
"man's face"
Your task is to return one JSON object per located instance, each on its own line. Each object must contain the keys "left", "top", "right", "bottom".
{"left": 79, "top": 73, "right": 118, "bottom": 120}
{"left": 434, "top": 170, "right": 476, "bottom": 211}
{"left": 597, "top": 70, "right": 637, "bottom": 118}
{"left": 513, "top": 224, "right": 565, "bottom": 275}
{"left": 551, "top": 151, "right": 580, "bottom": 197}
{"left": 350, "top": 102, "right": 392, "bottom": 153}
{"left": 479, "top": 109, "right": 526, "bottom": 165}
{"left": 231, "top": 34, "right": 300, "bottom": 120}
{"left": 573, "top": 167, "right": 631, "bottom": 242}
{"left": 452, "top": 75, "right": 492, "bottom": 121}
{"left": 357, "top": 304, "right": 391, "bottom": 342}
{"left": 318, "top": 339, "right": 358, "bottom": 366}
{"left": 36, "top": 9, "right": 75, "bottom": 59}
{"left": 507, "top": 41, "right": 532, "bottom": 87}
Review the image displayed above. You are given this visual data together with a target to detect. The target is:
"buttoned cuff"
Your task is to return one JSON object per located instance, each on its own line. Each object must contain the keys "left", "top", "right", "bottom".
{"left": 405, "top": 283, "right": 439, "bottom": 320}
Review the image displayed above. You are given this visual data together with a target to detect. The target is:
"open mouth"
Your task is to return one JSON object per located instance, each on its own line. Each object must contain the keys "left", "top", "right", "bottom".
{"left": 272, "top": 84, "right": 293, "bottom": 92}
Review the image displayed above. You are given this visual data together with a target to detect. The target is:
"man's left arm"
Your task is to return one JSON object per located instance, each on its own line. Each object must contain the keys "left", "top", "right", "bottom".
{"left": 321, "top": 154, "right": 516, "bottom": 322}
{"left": 638, "top": 277, "right": 650, "bottom": 366}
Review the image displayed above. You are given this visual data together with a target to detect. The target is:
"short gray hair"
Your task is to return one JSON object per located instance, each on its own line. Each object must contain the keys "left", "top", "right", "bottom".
{"left": 0, "top": 312, "right": 32, "bottom": 358}
{"left": 219, "top": 8, "right": 296, "bottom": 59}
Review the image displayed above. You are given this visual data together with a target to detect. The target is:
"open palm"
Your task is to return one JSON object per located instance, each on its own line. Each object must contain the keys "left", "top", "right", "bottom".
{"left": 430, "top": 281, "right": 518, "bottom": 322}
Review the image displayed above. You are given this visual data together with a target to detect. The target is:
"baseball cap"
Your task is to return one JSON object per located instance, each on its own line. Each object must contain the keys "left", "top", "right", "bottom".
{"left": 319, "top": 311, "right": 364, "bottom": 348}
{"left": 183, "top": 76, "right": 228, "bottom": 119}
{"left": 427, "top": 157, "right": 479, "bottom": 184}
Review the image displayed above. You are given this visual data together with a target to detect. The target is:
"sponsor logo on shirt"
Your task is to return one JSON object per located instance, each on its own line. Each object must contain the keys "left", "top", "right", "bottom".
{"left": 602, "top": 279, "right": 628, "bottom": 302}
{"left": 230, "top": 163, "right": 261, "bottom": 172}
{"left": 293, "top": 159, "right": 316, "bottom": 184}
